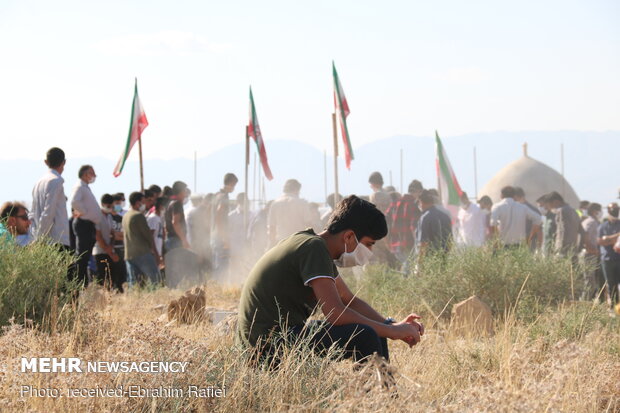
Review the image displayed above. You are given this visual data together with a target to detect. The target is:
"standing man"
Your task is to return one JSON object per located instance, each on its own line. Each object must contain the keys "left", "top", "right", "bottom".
{"left": 368, "top": 172, "right": 391, "bottom": 213}
{"left": 211, "top": 173, "right": 238, "bottom": 274}
{"left": 416, "top": 190, "right": 452, "bottom": 257}
{"left": 70, "top": 165, "right": 102, "bottom": 286}
{"left": 31, "top": 147, "right": 71, "bottom": 250}
{"left": 581, "top": 203, "right": 604, "bottom": 301}
{"left": 92, "top": 194, "right": 123, "bottom": 291}
{"left": 268, "top": 179, "right": 319, "bottom": 247}
{"left": 123, "top": 192, "right": 161, "bottom": 286}
{"left": 514, "top": 187, "right": 542, "bottom": 251}
{"left": 490, "top": 186, "right": 542, "bottom": 249}
{"left": 598, "top": 202, "right": 620, "bottom": 309}
{"left": 0, "top": 202, "right": 31, "bottom": 245}
{"left": 164, "top": 181, "right": 190, "bottom": 252}
{"left": 385, "top": 180, "right": 423, "bottom": 261}
{"left": 546, "top": 191, "right": 581, "bottom": 258}
{"left": 456, "top": 192, "right": 486, "bottom": 247}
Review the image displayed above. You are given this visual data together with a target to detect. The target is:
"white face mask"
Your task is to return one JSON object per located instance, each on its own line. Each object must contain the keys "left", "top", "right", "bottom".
{"left": 89, "top": 176, "right": 96, "bottom": 184}
{"left": 139, "top": 204, "right": 146, "bottom": 213}
{"left": 539, "top": 206, "right": 547, "bottom": 215}
{"left": 102, "top": 206, "right": 112, "bottom": 214}
{"left": 334, "top": 235, "right": 373, "bottom": 268}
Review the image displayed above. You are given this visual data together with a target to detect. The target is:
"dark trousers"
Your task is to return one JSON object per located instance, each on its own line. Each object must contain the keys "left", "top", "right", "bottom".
{"left": 94, "top": 254, "right": 125, "bottom": 292}
{"left": 73, "top": 218, "right": 96, "bottom": 286}
{"left": 601, "top": 260, "right": 620, "bottom": 306}
{"left": 289, "top": 321, "right": 389, "bottom": 362}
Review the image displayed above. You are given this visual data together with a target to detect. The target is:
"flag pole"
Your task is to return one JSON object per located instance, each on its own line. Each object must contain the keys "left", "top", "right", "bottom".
{"left": 138, "top": 134, "right": 144, "bottom": 192}
{"left": 323, "top": 149, "right": 328, "bottom": 203}
{"left": 332, "top": 113, "right": 340, "bottom": 205}
{"left": 473, "top": 146, "right": 478, "bottom": 197}
{"left": 400, "top": 148, "right": 403, "bottom": 193}
{"left": 244, "top": 126, "right": 250, "bottom": 229}
{"left": 253, "top": 152, "right": 257, "bottom": 211}
{"left": 194, "top": 150, "right": 197, "bottom": 193}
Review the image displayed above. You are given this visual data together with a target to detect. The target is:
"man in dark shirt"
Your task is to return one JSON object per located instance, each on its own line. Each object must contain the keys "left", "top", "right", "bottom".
{"left": 598, "top": 202, "right": 620, "bottom": 308}
{"left": 165, "top": 181, "right": 190, "bottom": 252}
{"left": 211, "top": 173, "right": 238, "bottom": 275}
{"left": 122, "top": 192, "right": 161, "bottom": 286}
{"left": 237, "top": 195, "right": 424, "bottom": 366}
{"left": 416, "top": 190, "right": 452, "bottom": 257}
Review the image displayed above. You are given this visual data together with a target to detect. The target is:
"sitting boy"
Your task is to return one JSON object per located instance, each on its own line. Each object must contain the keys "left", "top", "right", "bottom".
{"left": 236, "top": 195, "right": 424, "bottom": 362}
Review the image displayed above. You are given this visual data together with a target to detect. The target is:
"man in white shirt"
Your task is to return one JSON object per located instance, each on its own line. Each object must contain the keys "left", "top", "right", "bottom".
{"left": 31, "top": 147, "right": 70, "bottom": 249}
{"left": 490, "top": 186, "right": 542, "bottom": 248}
{"left": 456, "top": 192, "right": 486, "bottom": 247}
{"left": 268, "top": 179, "right": 320, "bottom": 247}
{"left": 71, "top": 165, "right": 102, "bottom": 285}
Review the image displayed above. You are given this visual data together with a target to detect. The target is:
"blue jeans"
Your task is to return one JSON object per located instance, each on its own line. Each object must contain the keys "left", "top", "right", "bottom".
{"left": 126, "top": 253, "right": 161, "bottom": 287}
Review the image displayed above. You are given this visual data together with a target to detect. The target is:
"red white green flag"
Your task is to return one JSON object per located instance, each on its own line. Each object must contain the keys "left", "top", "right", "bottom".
{"left": 248, "top": 87, "right": 273, "bottom": 180}
{"left": 332, "top": 62, "right": 354, "bottom": 169}
{"left": 113, "top": 79, "right": 148, "bottom": 177}
{"left": 435, "top": 131, "right": 463, "bottom": 207}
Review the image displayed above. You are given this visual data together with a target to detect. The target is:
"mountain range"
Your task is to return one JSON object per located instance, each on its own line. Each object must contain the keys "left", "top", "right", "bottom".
{"left": 5, "top": 130, "right": 618, "bottom": 209}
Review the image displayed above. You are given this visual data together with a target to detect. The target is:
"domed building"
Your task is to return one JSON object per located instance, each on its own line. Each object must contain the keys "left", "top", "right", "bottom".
{"left": 478, "top": 145, "right": 580, "bottom": 208}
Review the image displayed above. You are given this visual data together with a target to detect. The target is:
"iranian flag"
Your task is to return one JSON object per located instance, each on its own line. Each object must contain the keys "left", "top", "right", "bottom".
{"left": 248, "top": 87, "right": 273, "bottom": 180}
{"left": 113, "top": 79, "right": 149, "bottom": 177}
{"left": 435, "top": 131, "right": 463, "bottom": 208}
{"left": 332, "top": 62, "right": 354, "bottom": 169}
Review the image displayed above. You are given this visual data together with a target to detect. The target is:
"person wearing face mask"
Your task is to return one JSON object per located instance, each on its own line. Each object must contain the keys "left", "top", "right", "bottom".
{"left": 237, "top": 195, "right": 424, "bottom": 366}
{"left": 546, "top": 191, "right": 581, "bottom": 260}
{"left": 92, "top": 194, "right": 124, "bottom": 292}
{"left": 598, "top": 202, "right": 620, "bottom": 309}
{"left": 70, "top": 165, "right": 102, "bottom": 286}
{"left": 122, "top": 192, "right": 161, "bottom": 287}
{"left": 581, "top": 203, "right": 605, "bottom": 301}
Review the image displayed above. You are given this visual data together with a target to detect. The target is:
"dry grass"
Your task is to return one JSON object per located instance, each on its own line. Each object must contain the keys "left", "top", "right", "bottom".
{"left": 0, "top": 279, "right": 618, "bottom": 412}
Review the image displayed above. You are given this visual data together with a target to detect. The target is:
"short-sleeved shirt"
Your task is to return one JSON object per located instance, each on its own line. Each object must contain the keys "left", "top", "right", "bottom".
{"left": 581, "top": 216, "right": 600, "bottom": 254}
{"left": 211, "top": 190, "right": 230, "bottom": 243}
{"left": 598, "top": 219, "right": 620, "bottom": 262}
{"left": 417, "top": 206, "right": 452, "bottom": 252}
{"left": 92, "top": 213, "right": 114, "bottom": 256}
{"left": 490, "top": 197, "right": 542, "bottom": 245}
{"left": 236, "top": 229, "right": 338, "bottom": 347}
{"left": 164, "top": 199, "right": 186, "bottom": 240}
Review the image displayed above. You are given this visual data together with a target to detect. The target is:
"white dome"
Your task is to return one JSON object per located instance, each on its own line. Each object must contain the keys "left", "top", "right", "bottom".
{"left": 478, "top": 155, "right": 580, "bottom": 208}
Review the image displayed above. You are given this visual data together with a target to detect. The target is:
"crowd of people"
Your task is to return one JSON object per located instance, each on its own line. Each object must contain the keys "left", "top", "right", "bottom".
{"left": 1, "top": 146, "right": 619, "bottom": 369}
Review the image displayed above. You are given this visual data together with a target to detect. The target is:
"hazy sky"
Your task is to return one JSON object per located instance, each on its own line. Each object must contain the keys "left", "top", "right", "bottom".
{"left": 1, "top": 0, "right": 618, "bottom": 162}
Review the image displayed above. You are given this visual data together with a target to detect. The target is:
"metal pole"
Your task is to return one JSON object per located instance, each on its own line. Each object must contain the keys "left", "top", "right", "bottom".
{"left": 389, "top": 170, "right": 393, "bottom": 187}
{"left": 400, "top": 148, "right": 403, "bottom": 193}
{"left": 473, "top": 146, "right": 478, "bottom": 197}
{"left": 253, "top": 152, "right": 257, "bottom": 210}
{"left": 323, "top": 149, "right": 328, "bottom": 203}
{"left": 244, "top": 126, "right": 249, "bottom": 230}
{"left": 138, "top": 136, "right": 144, "bottom": 192}
{"left": 332, "top": 113, "right": 339, "bottom": 204}
{"left": 194, "top": 150, "right": 197, "bottom": 193}
{"left": 561, "top": 143, "right": 566, "bottom": 198}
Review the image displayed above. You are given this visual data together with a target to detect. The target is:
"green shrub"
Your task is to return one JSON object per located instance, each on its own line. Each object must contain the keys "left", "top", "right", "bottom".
{"left": 344, "top": 246, "right": 586, "bottom": 321}
{"left": 0, "top": 241, "right": 78, "bottom": 328}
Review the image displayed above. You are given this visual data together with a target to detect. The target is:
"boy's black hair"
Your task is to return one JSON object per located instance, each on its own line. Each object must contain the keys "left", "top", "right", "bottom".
{"left": 224, "top": 173, "right": 238, "bottom": 186}
{"left": 148, "top": 184, "right": 162, "bottom": 194}
{"left": 129, "top": 192, "right": 144, "bottom": 206}
{"left": 546, "top": 191, "right": 565, "bottom": 204}
{"left": 101, "top": 193, "right": 114, "bottom": 205}
{"left": 78, "top": 164, "right": 93, "bottom": 179}
{"left": 501, "top": 186, "right": 516, "bottom": 199}
{"left": 327, "top": 195, "right": 387, "bottom": 240}
{"left": 46, "top": 147, "right": 65, "bottom": 168}
{"left": 368, "top": 171, "right": 384, "bottom": 186}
